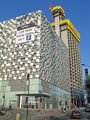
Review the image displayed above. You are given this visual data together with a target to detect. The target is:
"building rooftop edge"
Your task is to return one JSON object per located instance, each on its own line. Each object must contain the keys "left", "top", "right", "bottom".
{"left": 50, "top": 6, "right": 65, "bottom": 17}
{"left": 51, "top": 19, "right": 80, "bottom": 42}
{"left": 0, "top": 10, "right": 43, "bottom": 23}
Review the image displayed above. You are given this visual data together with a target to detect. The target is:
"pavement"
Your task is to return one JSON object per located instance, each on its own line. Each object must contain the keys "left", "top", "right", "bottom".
{"left": 30, "top": 110, "right": 66, "bottom": 120}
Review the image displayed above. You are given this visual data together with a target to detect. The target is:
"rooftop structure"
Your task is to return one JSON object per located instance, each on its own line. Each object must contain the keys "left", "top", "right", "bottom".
{"left": 51, "top": 19, "right": 80, "bottom": 42}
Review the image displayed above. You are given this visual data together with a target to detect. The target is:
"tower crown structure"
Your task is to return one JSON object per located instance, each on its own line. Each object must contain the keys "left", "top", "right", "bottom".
{"left": 50, "top": 5, "right": 80, "bottom": 42}
{"left": 50, "top": 5, "right": 65, "bottom": 36}
{"left": 50, "top": 6, "right": 65, "bottom": 18}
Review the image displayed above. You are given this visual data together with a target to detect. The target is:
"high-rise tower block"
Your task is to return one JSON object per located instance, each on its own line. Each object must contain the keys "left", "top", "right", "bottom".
{"left": 50, "top": 5, "right": 84, "bottom": 107}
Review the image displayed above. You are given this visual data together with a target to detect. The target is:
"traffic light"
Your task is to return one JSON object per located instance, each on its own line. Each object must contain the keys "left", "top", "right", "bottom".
{"left": 3, "top": 95, "right": 5, "bottom": 98}
{"left": 26, "top": 97, "right": 28, "bottom": 104}
{"left": 27, "top": 74, "right": 30, "bottom": 80}
{"left": 40, "top": 97, "right": 42, "bottom": 102}
{"left": 85, "top": 68, "right": 88, "bottom": 76}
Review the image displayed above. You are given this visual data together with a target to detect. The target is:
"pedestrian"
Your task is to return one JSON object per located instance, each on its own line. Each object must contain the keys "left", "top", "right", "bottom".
{"left": 64, "top": 107, "right": 66, "bottom": 112}
{"left": 9, "top": 102, "right": 12, "bottom": 110}
{"left": 63, "top": 105, "right": 66, "bottom": 112}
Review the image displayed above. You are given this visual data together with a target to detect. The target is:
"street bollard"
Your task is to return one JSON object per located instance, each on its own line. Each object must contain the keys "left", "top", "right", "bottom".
{"left": 16, "top": 113, "right": 20, "bottom": 120}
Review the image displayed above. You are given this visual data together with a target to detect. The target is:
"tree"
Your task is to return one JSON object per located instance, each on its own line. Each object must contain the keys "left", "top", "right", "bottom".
{"left": 85, "top": 75, "right": 90, "bottom": 95}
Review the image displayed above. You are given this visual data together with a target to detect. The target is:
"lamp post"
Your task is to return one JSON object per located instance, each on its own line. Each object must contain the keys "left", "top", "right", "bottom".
{"left": 82, "top": 64, "right": 90, "bottom": 68}
{"left": 26, "top": 74, "right": 30, "bottom": 120}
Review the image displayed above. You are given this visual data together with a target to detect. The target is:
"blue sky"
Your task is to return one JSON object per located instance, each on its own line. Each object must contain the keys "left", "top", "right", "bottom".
{"left": 0, "top": 0, "right": 90, "bottom": 81}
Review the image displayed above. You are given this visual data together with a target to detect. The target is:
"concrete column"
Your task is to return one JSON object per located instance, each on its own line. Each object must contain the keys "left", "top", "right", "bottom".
{"left": 54, "top": 14, "right": 60, "bottom": 36}
{"left": 45, "top": 103, "right": 47, "bottom": 109}
{"left": 72, "top": 99, "right": 74, "bottom": 104}
{"left": 76, "top": 100, "right": 78, "bottom": 106}
{"left": 61, "top": 30, "right": 68, "bottom": 48}
{"left": 50, "top": 104, "right": 52, "bottom": 109}
{"left": 20, "top": 96, "right": 22, "bottom": 108}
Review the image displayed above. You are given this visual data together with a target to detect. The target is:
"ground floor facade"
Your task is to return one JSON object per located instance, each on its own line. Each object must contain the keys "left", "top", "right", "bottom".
{"left": 0, "top": 79, "right": 71, "bottom": 111}
{"left": 71, "top": 88, "right": 84, "bottom": 107}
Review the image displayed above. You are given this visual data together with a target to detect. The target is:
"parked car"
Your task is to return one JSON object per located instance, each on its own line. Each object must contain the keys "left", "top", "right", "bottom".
{"left": 85, "top": 106, "right": 90, "bottom": 112}
{"left": 71, "top": 110, "right": 81, "bottom": 119}
{"left": 80, "top": 104, "right": 87, "bottom": 111}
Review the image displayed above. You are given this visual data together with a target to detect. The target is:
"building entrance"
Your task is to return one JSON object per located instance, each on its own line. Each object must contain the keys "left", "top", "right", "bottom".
{"left": 20, "top": 96, "right": 39, "bottom": 109}
{"left": 18, "top": 94, "right": 50, "bottom": 110}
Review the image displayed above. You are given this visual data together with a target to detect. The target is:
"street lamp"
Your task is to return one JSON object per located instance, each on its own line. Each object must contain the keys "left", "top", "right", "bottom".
{"left": 82, "top": 64, "right": 90, "bottom": 68}
{"left": 26, "top": 73, "right": 30, "bottom": 120}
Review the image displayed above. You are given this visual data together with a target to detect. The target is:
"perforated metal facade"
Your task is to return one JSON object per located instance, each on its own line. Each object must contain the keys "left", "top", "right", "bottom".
{"left": 0, "top": 10, "right": 71, "bottom": 109}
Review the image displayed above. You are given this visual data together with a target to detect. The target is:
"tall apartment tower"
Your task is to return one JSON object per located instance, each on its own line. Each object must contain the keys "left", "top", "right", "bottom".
{"left": 50, "top": 6, "right": 84, "bottom": 106}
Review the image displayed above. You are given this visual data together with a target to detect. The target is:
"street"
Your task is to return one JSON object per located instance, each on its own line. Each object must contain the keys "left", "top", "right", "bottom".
{"left": 0, "top": 108, "right": 90, "bottom": 120}
{"left": 48, "top": 110, "right": 90, "bottom": 120}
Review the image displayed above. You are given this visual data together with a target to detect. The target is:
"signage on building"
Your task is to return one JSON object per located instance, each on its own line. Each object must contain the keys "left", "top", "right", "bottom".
{"left": 39, "top": 90, "right": 43, "bottom": 94}
{"left": 16, "top": 23, "right": 35, "bottom": 44}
